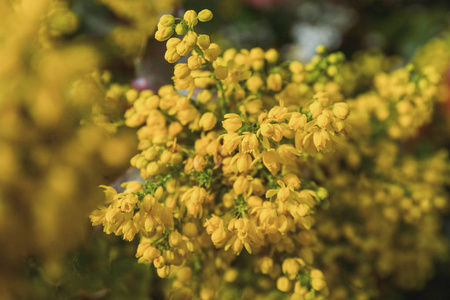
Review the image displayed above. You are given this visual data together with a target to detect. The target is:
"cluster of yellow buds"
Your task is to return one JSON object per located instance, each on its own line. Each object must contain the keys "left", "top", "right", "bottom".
{"left": 306, "top": 42, "right": 450, "bottom": 297}
{"left": 90, "top": 8, "right": 450, "bottom": 300}
{"left": 88, "top": 9, "right": 356, "bottom": 299}
{"left": 0, "top": 0, "right": 141, "bottom": 297}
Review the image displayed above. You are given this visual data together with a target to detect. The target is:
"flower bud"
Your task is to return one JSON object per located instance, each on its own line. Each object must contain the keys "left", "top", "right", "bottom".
{"left": 166, "top": 37, "right": 181, "bottom": 50}
{"left": 175, "top": 23, "right": 188, "bottom": 35}
{"left": 277, "top": 186, "right": 291, "bottom": 202}
{"left": 153, "top": 256, "right": 166, "bottom": 268}
{"left": 276, "top": 277, "right": 293, "bottom": 292}
{"left": 309, "top": 101, "right": 323, "bottom": 118}
{"left": 333, "top": 102, "right": 350, "bottom": 119}
{"left": 198, "top": 9, "right": 213, "bottom": 22}
{"left": 332, "top": 119, "right": 345, "bottom": 132}
{"left": 265, "top": 48, "right": 279, "bottom": 63}
{"left": 143, "top": 246, "right": 161, "bottom": 262}
{"left": 282, "top": 259, "right": 302, "bottom": 277}
{"left": 184, "top": 31, "right": 198, "bottom": 46}
{"left": 184, "top": 10, "right": 198, "bottom": 26}
{"left": 146, "top": 161, "right": 160, "bottom": 176}
{"left": 242, "top": 134, "right": 259, "bottom": 153}
{"left": 247, "top": 75, "right": 263, "bottom": 93}
{"left": 188, "top": 55, "right": 203, "bottom": 70}
{"left": 247, "top": 195, "right": 263, "bottom": 208}
{"left": 316, "top": 45, "right": 327, "bottom": 54}
{"left": 259, "top": 257, "right": 273, "bottom": 274}
{"left": 197, "top": 34, "right": 211, "bottom": 50}
{"left": 197, "top": 90, "right": 212, "bottom": 104}
{"left": 317, "top": 113, "right": 330, "bottom": 128}
{"left": 222, "top": 114, "right": 242, "bottom": 133}
{"left": 289, "top": 61, "right": 304, "bottom": 74}
{"left": 157, "top": 265, "right": 171, "bottom": 278}
{"left": 267, "top": 73, "right": 282, "bottom": 91}
{"left": 312, "top": 278, "right": 326, "bottom": 291}
{"left": 233, "top": 175, "right": 249, "bottom": 194}
{"left": 165, "top": 48, "right": 180, "bottom": 63}
{"left": 193, "top": 155, "right": 206, "bottom": 171}
{"left": 199, "top": 112, "right": 217, "bottom": 131}
{"left": 262, "top": 151, "right": 280, "bottom": 175}
{"left": 260, "top": 123, "right": 275, "bottom": 137}
{"left": 317, "top": 187, "right": 328, "bottom": 199}
{"left": 297, "top": 204, "right": 310, "bottom": 217}
{"left": 159, "top": 14, "right": 175, "bottom": 27}
{"left": 174, "top": 63, "right": 191, "bottom": 79}
{"left": 237, "top": 153, "right": 252, "bottom": 173}
{"left": 204, "top": 44, "right": 221, "bottom": 62}
{"left": 168, "top": 121, "right": 183, "bottom": 136}
{"left": 223, "top": 193, "right": 234, "bottom": 208}
{"left": 155, "top": 26, "right": 174, "bottom": 42}
{"left": 214, "top": 65, "right": 228, "bottom": 80}
{"left": 182, "top": 222, "right": 199, "bottom": 238}
{"left": 176, "top": 41, "right": 192, "bottom": 56}
{"left": 168, "top": 231, "right": 182, "bottom": 247}
{"left": 289, "top": 112, "right": 307, "bottom": 130}
{"left": 200, "top": 288, "right": 214, "bottom": 300}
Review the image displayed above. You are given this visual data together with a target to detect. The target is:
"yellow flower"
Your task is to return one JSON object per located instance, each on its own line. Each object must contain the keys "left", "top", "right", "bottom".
{"left": 233, "top": 175, "right": 250, "bottom": 194}
{"left": 309, "top": 101, "right": 323, "bottom": 118}
{"left": 235, "top": 152, "right": 252, "bottom": 173}
{"left": 282, "top": 258, "right": 305, "bottom": 279}
{"left": 276, "top": 277, "right": 293, "bottom": 292}
{"left": 333, "top": 102, "right": 350, "bottom": 119}
{"left": 184, "top": 31, "right": 198, "bottom": 47}
{"left": 204, "top": 43, "right": 222, "bottom": 62}
{"left": 266, "top": 180, "right": 294, "bottom": 202}
{"left": 181, "top": 187, "right": 207, "bottom": 218}
{"left": 176, "top": 40, "right": 192, "bottom": 56}
{"left": 164, "top": 47, "right": 180, "bottom": 63}
{"left": 174, "top": 63, "right": 191, "bottom": 79}
{"left": 241, "top": 133, "right": 259, "bottom": 154}
{"left": 141, "top": 245, "right": 161, "bottom": 263}
{"left": 258, "top": 257, "right": 274, "bottom": 274}
{"left": 198, "top": 9, "right": 213, "bottom": 22}
{"left": 247, "top": 75, "right": 264, "bottom": 93}
{"left": 188, "top": 55, "right": 203, "bottom": 70}
{"left": 259, "top": 123, "right": 275, "bottom": 137}
{"left": 267, "top": 73, "right": 283, "bottom": 91}
{"left": 166, "top": 37, "right": 181, "bottom": 49}
{"left": 289, "top": 112, "right": 307, "bottom": 130}
{"left": 262, "top": 151, "right": 280, "bottom": 175}
{"left": 159, "top": 14, "right": 175, "bottom": 27}
{"left": 214, "top": 65, "right": 229, "bottom": 80}
{"left": 265, "top": 48, "right": 279, "bottom": 63}
{"left": 199, "top": 112, "right": 217, "bottom": 131}
{"left": 226, "top": 218, "right": 263, "bottom": 254}
{"left": 222, "top": 133, "right": 243, "bottom": 154}
{"left": 175, "top": 23, "right": 188, "bottom": 35}
{"left": 168, "top": 231, "right": 182, "bottom": 247}
{"left": 183, "top": 10, "right": 198, "bottom": 26}
{"left": 155, "top": 26, "right": 174, "bottom": 42}
{"left": 205, "top": 215, "right": 228, "bottom": 247}
{"left": 197, "top": 34, "right": 211, "bottom": 50}
{"left": 317, "top": 113, "right": 331, "bottom": 128}
{"left": 222, "top": 113, "right": 242, "bottom": 133}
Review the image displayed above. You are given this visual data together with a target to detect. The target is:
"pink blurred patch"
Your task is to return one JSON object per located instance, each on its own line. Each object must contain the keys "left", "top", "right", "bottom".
{"left": 132, "top": 77, "right": 156, "bottom": 92}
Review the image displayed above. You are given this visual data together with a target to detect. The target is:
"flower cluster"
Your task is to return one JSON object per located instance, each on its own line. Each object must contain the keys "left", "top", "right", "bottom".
{"left": 90, "top": 9, "right": 358, "bottom": 300}
{"left": 0, "top": 0, "right": 176, "bottom": 297}
{"left": 89, "top": 9, "right": 450, "bottom": 300}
